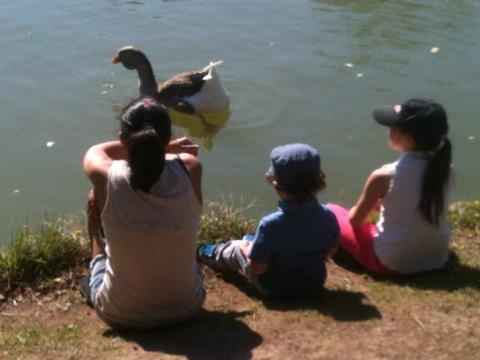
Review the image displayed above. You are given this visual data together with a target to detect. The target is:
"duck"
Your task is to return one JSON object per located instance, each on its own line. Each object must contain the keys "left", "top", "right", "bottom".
{"left": 112, "top": 46, "right": 230, "bottom": 149}
{"left": 112, "top": 46, "right": 215, "bottom": 115}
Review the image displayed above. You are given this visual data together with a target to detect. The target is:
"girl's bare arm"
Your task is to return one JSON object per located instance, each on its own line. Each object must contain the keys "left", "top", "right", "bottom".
{"left": 349, "top": 168, "right": 391, "bottom": 227}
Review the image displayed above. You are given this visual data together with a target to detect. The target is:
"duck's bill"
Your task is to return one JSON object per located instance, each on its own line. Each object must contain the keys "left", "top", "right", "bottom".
{"left": 112, "top": 56, "right": 120, "bottom": 64}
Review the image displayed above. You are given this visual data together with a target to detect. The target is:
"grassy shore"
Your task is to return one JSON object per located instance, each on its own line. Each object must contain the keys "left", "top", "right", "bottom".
{"left": 0, "top": 201, "right": 256, "bottom": 296}
{"left": 0, "top": 200, "right": 479, "bottom": 359}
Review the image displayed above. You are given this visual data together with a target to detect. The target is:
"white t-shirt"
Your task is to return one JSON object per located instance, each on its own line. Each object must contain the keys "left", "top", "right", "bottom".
{"left": 95, "top": 159, "right": 204, "bottom": 328}
{"left": 374, "top": 153, "right": 451, "bottom": 273}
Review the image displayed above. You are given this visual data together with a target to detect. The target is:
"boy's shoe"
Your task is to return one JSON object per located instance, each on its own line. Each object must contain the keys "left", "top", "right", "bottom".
{"left": 197, "top": 242, "right": 231, "bottom": 272}
{"left": 197, "top": 244, "right": 217, "bottom": 266}
{"left": 242, "top": 233, "right": 256, "bottom": 242}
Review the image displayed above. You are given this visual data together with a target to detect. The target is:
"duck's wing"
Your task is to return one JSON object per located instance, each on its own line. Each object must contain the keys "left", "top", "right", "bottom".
{"left": 157, "top": 70, "right": 208, "bottom": 99}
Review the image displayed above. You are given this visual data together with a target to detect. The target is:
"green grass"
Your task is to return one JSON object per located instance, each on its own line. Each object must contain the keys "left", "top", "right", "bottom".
{"left": 198, "top": 200, "right": 257, "bottom": 243}
{"left": 0, "top": 324, "right": 81, "bottom": 350}
{"left": 0, "top": 201, "right": 479, "bottom": 359}
{"left": 0, "top": 322, "right": 117, "bottom": 359}
{"left": 449, "top": 200, "right": 480, "bottom": 235}
{"left": 0, "top": 218, "right": 88, "bottom": 292}
{"left": 1, "top": 200, "right": 479, "bottom": 295}
{"left": 0, "top": 201, "right": 256, "bottom": 294}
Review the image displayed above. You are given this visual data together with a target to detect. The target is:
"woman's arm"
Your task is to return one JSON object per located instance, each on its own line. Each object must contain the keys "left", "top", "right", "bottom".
{"left": 84, "top": 138, "right": 193, "bottom": 176}
{"left": 84, "top": 138, "right": 201, "bottom": 201}
{"left": 167, "top": 137, "right": 203, "bottom": 204}
{"left": 83, "top": 141, "right": 128, "bottom": 178}
{"left": 86, "top": 137, "right": 198, "bottom": 164}
{"left": 349, "top": 168, "right": 391, "bottom": 227}
{"left": 167, "top": 137, "right": 200, "bottom": 156}
{"left": 82, "top": 141, "right": 123, "bottom": 212}
{"left": 178, "top": 153, "right": 203, "bottom": 205}
{"left": 91, "top": 140, "right": 128, "bottom": 161}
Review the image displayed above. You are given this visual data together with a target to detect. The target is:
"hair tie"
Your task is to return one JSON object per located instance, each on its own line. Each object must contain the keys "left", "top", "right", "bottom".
{"left": 143, "top": 98, "right": 157, "bottom": 108}
{"left": 121, "top": 98, "right": 158, "bottom": 126}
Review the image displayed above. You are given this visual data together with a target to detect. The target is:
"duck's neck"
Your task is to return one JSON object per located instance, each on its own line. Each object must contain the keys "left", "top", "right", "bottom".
{"left": 136, "top": 61, "right": 157, "bottom": 97}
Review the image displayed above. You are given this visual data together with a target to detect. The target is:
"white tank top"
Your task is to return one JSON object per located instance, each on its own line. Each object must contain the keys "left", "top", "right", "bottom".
{"left": 95, "top": 159, "right": 204, "bottom": 328}
{"left": 374, "top": 153, "right": 451, "bottom": 273}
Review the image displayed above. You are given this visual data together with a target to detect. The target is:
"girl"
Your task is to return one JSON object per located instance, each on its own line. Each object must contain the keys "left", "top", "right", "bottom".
{"left": 82, "top": 97, "right": 205, "bottom": 329}
{"left": 329, "top": 98, "right": 452, "bottom": 274}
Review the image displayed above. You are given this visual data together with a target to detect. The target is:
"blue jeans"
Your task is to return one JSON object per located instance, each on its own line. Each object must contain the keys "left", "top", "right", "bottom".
{"left": 89, "top": 254, "right": 107, "bottom": 305}
{"left": 211, "top": 234, "right": 268, "bottom": 295}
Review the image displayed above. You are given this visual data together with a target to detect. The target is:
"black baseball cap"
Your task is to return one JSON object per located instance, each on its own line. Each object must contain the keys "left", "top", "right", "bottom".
{"left": 373, "top": 98, "right": 448, "bottom": 147}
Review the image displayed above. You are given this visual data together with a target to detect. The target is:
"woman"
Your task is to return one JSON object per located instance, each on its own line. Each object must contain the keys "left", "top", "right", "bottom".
{"left": 329, "top": 98, "right": 452, "bottom": 274}
{"left": 82, "top": 97, "right": 204, "bottom": 329}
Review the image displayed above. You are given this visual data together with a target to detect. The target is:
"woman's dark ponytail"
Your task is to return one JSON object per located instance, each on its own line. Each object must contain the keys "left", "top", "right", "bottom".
{"left": 119, "top": 97, "right": 172, "bottom": 193}
{"left": 418, "top": 138, "right": 452, "bottom": 225}
{"left": 127, "top": 126, "right": 166, "bottom": 192}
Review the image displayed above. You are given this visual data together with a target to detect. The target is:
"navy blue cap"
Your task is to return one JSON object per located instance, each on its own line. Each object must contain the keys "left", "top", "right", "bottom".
{"left": 266, "top": 143, "right": 321, "bottom": 192}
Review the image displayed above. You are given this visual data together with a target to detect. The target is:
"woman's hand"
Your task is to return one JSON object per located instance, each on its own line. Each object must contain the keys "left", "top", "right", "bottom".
{"left": 167, "top": 137, "right": 200, "bottom": 156}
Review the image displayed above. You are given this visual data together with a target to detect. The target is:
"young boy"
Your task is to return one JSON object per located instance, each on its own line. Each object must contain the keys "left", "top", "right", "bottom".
{"left": 197, "top": 143, "right": 340, "bottom": 298}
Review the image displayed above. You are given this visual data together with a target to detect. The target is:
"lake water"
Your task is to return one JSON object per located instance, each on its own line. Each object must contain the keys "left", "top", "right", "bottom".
{"left": 1, "top": 0, "right": 479, "bottom": 245}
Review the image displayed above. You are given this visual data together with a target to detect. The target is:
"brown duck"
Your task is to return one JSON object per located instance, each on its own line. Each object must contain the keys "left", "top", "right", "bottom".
{"left": 112, "top": 46, "right": 216, "bottom": 116}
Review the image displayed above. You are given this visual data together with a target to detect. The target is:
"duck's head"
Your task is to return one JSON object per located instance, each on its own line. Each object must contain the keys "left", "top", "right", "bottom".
{"left": 112, "top": 46, "right": 149, "bottom": 70}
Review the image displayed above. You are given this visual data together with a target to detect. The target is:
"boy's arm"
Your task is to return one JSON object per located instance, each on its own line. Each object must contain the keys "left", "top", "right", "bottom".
{"left": 325, "top": 236, "right": 340, "bottom": 259}
{"left": 248, "top": 221, "right": 271, "bottom": 275}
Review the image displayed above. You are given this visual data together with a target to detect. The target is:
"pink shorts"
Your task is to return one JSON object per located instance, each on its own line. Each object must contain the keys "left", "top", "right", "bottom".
{"left": 327, "top": 204, "right": 391, "bottom": 274}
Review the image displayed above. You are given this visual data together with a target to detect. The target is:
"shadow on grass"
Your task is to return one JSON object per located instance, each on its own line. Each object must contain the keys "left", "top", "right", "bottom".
{"left": 103, "top": 309, "right": 262, "bottom": 360}
{"left": 263, "top": 289, "right": 382, "bottom": 321}
{"left": 218, "top": 272, "right": 382, "bottom": 322}
{"left": 333, "top": 249, "right": 480, "bottom": 291}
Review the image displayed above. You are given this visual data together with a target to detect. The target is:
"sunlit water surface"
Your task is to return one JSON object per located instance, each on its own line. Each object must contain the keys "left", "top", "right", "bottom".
{"left": 1, "top": 0, "right": 479, "bottom": 244}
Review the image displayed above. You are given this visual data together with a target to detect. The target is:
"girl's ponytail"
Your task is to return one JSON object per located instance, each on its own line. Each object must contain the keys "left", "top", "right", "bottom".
{"left": 418, "top": 138, "right": 452, "bottom": 225}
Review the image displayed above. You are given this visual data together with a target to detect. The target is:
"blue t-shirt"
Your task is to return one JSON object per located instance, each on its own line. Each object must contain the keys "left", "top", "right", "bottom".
{"left": 249, "top": 198, "right": 339, "bottom": 296}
